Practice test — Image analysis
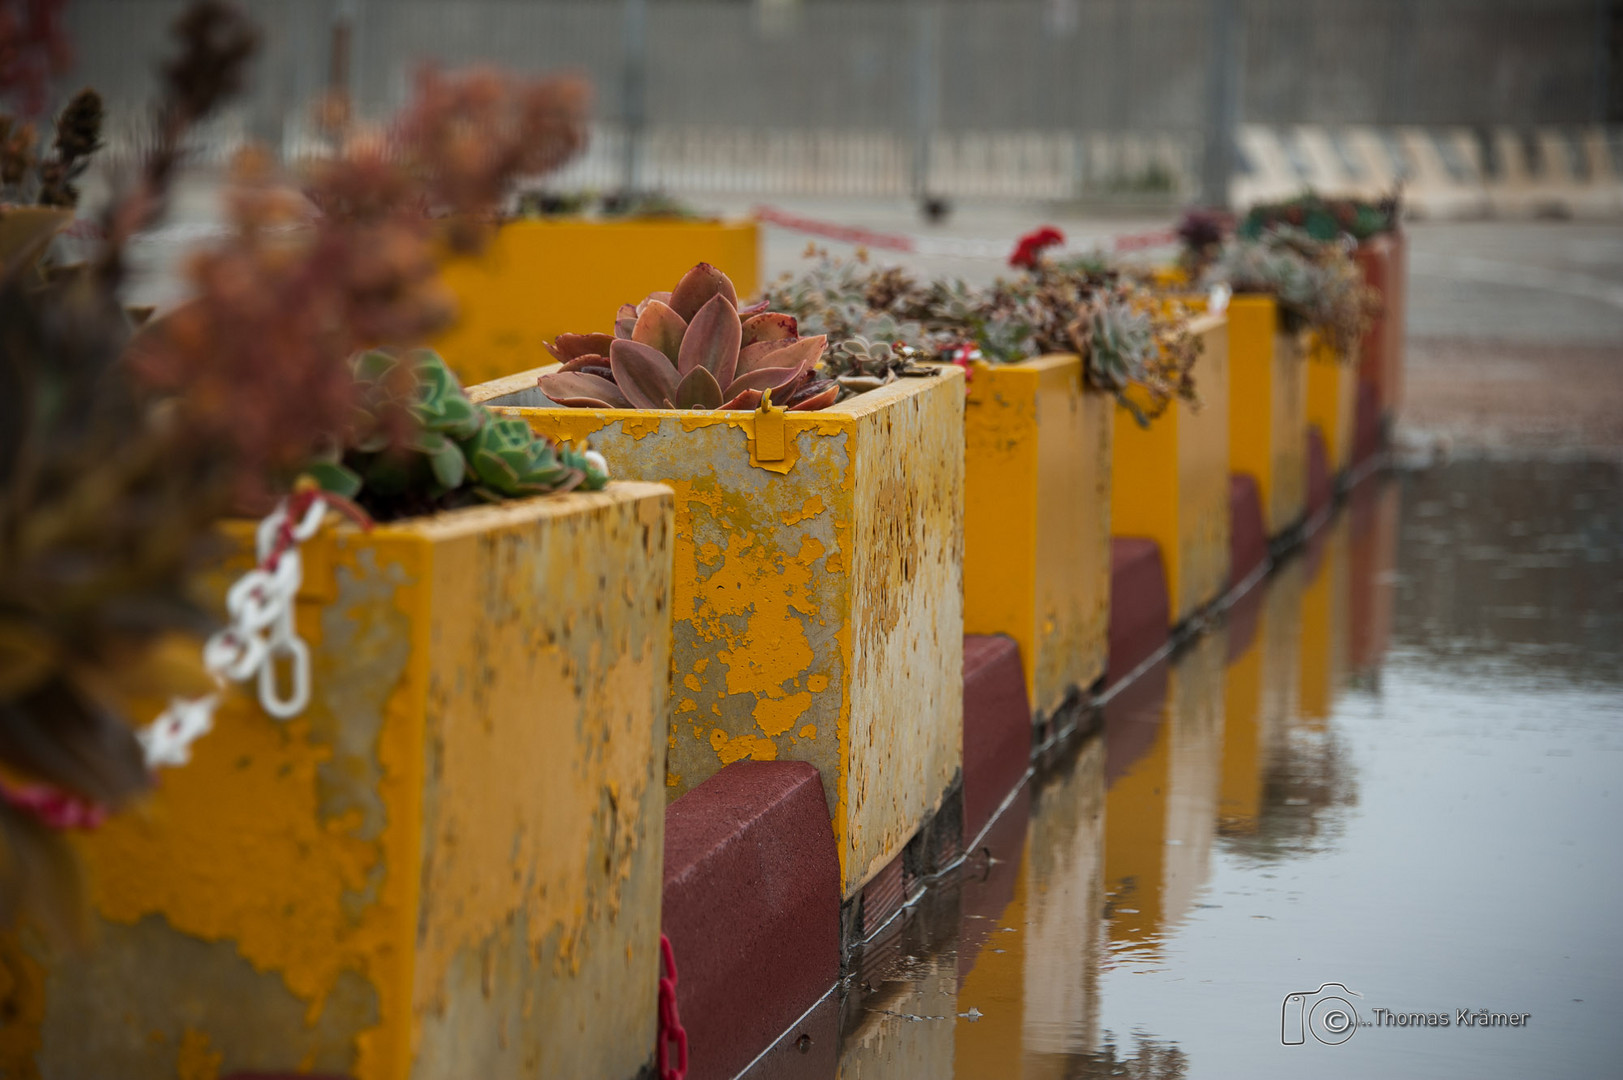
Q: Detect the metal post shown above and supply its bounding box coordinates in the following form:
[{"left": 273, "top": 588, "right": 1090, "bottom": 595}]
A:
[
  {"left": 1594, "top": 0, "right": 1612, "bottom": 123},
  {"left": 1200, "top": 0, "right": 1241, "bottom": 209},
  {"left": 911, "top": 2, "right": 940, "bottom": 202},
  {"left": 621, "top": 0, "right": 648, "bottom": 195}
]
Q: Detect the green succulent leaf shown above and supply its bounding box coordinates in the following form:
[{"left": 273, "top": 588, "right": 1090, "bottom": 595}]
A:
[{"left": 305, "top": 460, "right": 363, "bottom": 499}]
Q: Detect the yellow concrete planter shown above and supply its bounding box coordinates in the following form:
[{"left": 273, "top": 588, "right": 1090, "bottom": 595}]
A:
[
  {"left": 1110, "top": 312, "right": 1232, "bottom": 625},
  {"left": 1227, "top": 295, "right": 1307, "bottom": 536},
  {"left": 433, "top": 219, "right": 760, "bottom": 388},
  {"left": 5, "top": 485, "right": 675, "bottom": 1080},
  {"left": 963, "top": 355, "right": 1112, "bottom": 723},
  {"left": 469, "top": 370, "right": 966, "bottom": 899},
  {"left": 1305, "top": 332, "right": 1358, "bottom": 476}
]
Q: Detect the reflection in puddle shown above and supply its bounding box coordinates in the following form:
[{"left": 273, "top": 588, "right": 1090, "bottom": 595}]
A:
[{"left": 743, "top": 462, "right": 1623, "bottom": 1079}]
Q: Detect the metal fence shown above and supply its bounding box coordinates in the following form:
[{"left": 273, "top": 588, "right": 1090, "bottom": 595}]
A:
[{"left": 58, "top": 0, "right": 1613, "bottom": 198}]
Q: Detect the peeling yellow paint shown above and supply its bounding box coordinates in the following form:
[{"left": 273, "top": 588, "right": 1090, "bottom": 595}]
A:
[
  {"left": 785, "top": 494, "right": 826, "bottom": 525},
  {"left": 755, "top": 692, "right": 813, "bottom": 737},
  {"left": 710, "top": 729, "right": 779, "bottom": 763},
  {"left": 175, "top": 1029, "right": 221, "bottom": 1080},
  {"left": 473, "top": 370, "right": 965, "bottom": 897},
  {"left": 14, "top": 485, "right": 675, "bottom": 1080},
  {"left": 962, "top": 355, "right": 1112, "bottom": 722},
  {"left": 1112, "top": 313, "right": 1232, "bottom": 623}
]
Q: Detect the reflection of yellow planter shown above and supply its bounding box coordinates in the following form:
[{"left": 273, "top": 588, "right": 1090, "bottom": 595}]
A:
[
  {"left": 963, "top": 355, "right": 1111, "bottom": 723},
  {"left": 6, "top": 485, "right": 675, "bottom": 1080},
  {"left": 433, "top": 220, "right": 760, "bottom": 387},
  {"left": 1228, "top": 295, "right": 1306, "bottom": 535},
  {"left": 470, "top": 370, "right": 965, "bottom": 899},
  {"left": 1110, "top": 312, "right": 1231, "bottom": 625},
  {"left": 1305, "top": 333, "right": 1357, "bottom": 475},
  {"left": 1104, "top": 629, "right": 1226, "bottom": 952},
  {"left": 1298, "top": 515, "right": 1350, "bottom": 725}
]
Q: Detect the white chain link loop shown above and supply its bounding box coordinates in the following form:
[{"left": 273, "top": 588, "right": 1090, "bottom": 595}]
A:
[{"left": 137, "top": 495, "right": 327, "bottom": 769}]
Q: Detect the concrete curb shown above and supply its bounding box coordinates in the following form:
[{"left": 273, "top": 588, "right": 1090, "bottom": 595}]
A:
[
  {"left": 1108, "top": 539, "right": 1172, "bottom": 680},
  {"left": 661, "top": 762, "right": 841, "bottom": 1080}
]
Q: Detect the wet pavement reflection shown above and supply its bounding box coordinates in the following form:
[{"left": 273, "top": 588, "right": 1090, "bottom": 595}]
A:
[{"left": 743, "top": 461, "right": 1623, "bottom": 1079}]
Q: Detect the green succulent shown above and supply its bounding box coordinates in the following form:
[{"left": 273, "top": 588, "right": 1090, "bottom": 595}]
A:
[{"left": 310, "top": 348, "right": 608, "bottom": 518}]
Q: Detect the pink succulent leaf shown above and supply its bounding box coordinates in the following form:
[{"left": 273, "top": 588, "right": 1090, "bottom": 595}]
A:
[
  {"left": 737, "top": 333, "right": 824, "bottom": 384},
  {"left": 674, "top": 365, "right": 724, "bottom": 410},
  {"left": 648, "top": 290, "right": 673, "bottom": 304},
  {"left": 610, "top": 338, "right": 681, "bottom": 409},
  {"left": 558, "top": 353, "right": 608, "bottom": 372},
  {"left": 719, "top": 387, "right": 764, "bottom": 411},
  {"left": 537, "top": 370, "right": 632, "bottom": 408},
  {"left": 615, "top": 302, "right": 639, "bottom": 339},
  {"left": 788, "top": 382, "right": 840, "bottom": 411},
  {"left": 735, "top": 339, "right": 794, "bottom": 376},
  {"left": 724, "top": 364, "right": 805, "bottom": 397},
  {"left": 677, "top": 294, "right": 742, "bottom": 386},
  {"left": 546, "top": 332, "right": 616, "bottom": 362},
  {"left": 632, "top": 300, "right": 688, "bottom": 366},
  {"left": 738, "top": 297, "right": 771, "bottom": 317},
  {"left": 669, "top": 262, "right": 738, "bottom": 320},
  {"left": 546, "top": 394, "right": 614, "bottom": 408},
  {"left": 741, "top": 311, "right": 798, "bottom": 347}
]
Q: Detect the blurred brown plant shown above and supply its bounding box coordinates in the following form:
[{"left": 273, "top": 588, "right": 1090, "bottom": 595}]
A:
[
  {"left": 0, "top": 0, "right": 258, "bottom": 938},
  {"left": 133, "top": 64, "right": 590, "bottom": 509},
  {"left": 0, "top": 0, "right": 71, "bottom": 117},
  {"left": 36, "top": 87, "right": 103, "bottom": 207},
  {"left": 0, "top": 5, "right": 588, "bottom": 936}
]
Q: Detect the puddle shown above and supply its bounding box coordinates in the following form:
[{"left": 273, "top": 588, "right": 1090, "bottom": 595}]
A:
[{"left": 743, "top": 461, "right": 1623, "bottom": 1078}]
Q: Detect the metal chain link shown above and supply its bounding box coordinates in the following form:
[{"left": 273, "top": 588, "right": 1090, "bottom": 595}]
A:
[{"left": 137, "top": 494, "right": 327, "bottom": 769}]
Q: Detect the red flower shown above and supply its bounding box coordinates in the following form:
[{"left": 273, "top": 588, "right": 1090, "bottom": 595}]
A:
[
  {"left": 949, "top": 341, "right": 981, "bottom": 382},
  {"left": 1009, "top": 226, "right": 1065, "bottom": 268}
]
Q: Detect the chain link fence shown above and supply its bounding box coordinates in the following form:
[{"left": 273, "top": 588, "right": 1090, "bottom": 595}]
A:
[{"left": 58, "top": 0, "right": 1614, "bottom": 199}]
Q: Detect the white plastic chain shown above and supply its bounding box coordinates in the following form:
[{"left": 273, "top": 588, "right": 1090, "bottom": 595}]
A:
[{"left": 136, "top": 495, "right": 328, "bottom": 769}]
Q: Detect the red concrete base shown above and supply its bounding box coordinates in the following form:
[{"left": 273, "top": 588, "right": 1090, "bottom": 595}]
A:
[
  {"left": 1108, "top": 538, "right": 1170, "bottom": 681},
  {"left": 1353, "top": 376, "right": 1381, "bottom": 466},
  {"left": 1306, "top": 424, "right": 1333, "bottom": 517},
  {"left": 1103, "top": 657, "right": 1169, "bottom": 787},
  {"left": 956, "top": 783, "right": 1031, "bottom": 985},
  {"left": 662, "top": 761, "right": 841, "bottom": 1080},
  {"left": 1230, "top": 472, "right": 1269, "bottom": 586},
  {"left": 962, "top": 634, "right": 1033, "bottom": 842}
]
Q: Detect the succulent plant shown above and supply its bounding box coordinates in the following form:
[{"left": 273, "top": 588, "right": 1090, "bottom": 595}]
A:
[
  {"left": 1240, "top": 192, "right": 1400, "bottom": 243},
  {"left": 311, "top": 349, "right": 608, "bottom": 519},
  {"left": 536, "top": 262, "right": 840, "bottom": 412},
  {"left": 1205, "top": 225, "right": 1377, "bottom": 356},
  {"left": 766, "top": 248, "right": 1202, "bottom": 421}
]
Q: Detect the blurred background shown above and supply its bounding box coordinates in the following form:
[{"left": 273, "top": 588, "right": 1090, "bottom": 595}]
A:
[
  {"left": 52, "top": 0, "right": 1623, "bottom": 455},
  {"left": 56, "top": 0, "right": 1623, "bottom": 214}
]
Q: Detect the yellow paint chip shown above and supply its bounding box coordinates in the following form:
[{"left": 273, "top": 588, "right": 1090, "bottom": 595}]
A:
[
  {"left": 708, "top": 729, "right": 779, "bottom": 764},
  {"left": 754, "top": 691, "right": 813, "bottom": 738},
  {"left": 785, "top": 494, "right": 826, "bottom": 525},
  {"left": 176, "top": 1028, "right": 222, "bottom": 1080}
]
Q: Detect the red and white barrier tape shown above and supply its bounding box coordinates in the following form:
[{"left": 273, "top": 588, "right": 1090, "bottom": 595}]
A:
[{"left": 752, "top": 203, "right": 1179, "bottom": 261}]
